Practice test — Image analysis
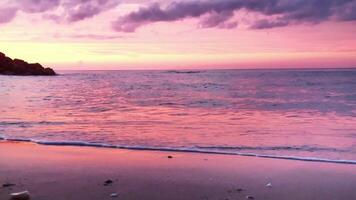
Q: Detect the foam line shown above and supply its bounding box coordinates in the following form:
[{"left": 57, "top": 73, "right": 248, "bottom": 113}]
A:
[{"left": 1, "top": 137, "right": 356, "bottom": 165}]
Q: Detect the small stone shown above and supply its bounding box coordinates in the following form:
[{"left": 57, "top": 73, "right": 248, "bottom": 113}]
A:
[
  {"left": 110, "top": 193, "right": 118, "bottom": 198},
  {"left": 2, "top": 183, "right": 16, "bottom": 187},
  {"left": 9, "top": 191, "right": 30, "bottom": 200},
  {"left": 167, "top": 156, "right": 173, "bottom": 159},
  {"left": 266, "top": 182, "right": 272, "bottom": 187},
  {"left": 246, "top": 195, "right": 254, "bottom": 199},
  {"left": 104, "top": 179, "right": 113, "bottom": 186},
  {"left": 236, "top": 188, "right": 243, "bottom": 192}
]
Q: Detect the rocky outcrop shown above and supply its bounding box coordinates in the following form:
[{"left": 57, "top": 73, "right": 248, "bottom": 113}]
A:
[{"left": 0, "top": 52, "right": 56, "bottom": 76}]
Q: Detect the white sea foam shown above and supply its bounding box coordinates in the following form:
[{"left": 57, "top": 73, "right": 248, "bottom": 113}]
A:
[{"left": 1, "top": 137, "right": 356, "bottom": 165}]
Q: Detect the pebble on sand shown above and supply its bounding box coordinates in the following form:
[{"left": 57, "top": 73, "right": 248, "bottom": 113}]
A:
[
  {"left": 246, "top": 195, "right": 255, "bottom": 199},
  {"left": 167, "top": 156, "right": 173, "bottom": 159},
  {"left": 110, "top": 193, "right": 119, "bottom": 198},
  {"left": 2, "top": 183, "right": 16, "bottom": 188},
  {"left": 9, "top": 191, "right": 30, "bottom": 200},
  {"left": 104, "top": 179, "right": 113, "bottom": 186},
  {"left": 236, "top": 188, "right": 243, "bottom": 192}
]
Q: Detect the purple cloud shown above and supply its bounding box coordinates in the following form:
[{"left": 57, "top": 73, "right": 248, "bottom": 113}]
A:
[
  {"left": 54, "top": 0, "right": 120, "bottom": 22},
  {"left": 19, "top": 0, "right": 60, "bottom": 13},
  {"left": 0, "top": 0, "right": 119, "bottom": 24},
  {"left": 0, "top": 7, "right": 17, "bottom": 24},
  {"left": 199, "top": 11, "right": 237, "bottom": 29},
  {"left": 69, "top": 33, "right": 123, "bottom": 40},
  {"left": 112, "top": 0, "right": 356, "bottom": 32},
  {"left": 336, "top": 1, "right": 356, "bottom": 21},
  {"left": 250, "top": 19, "right": 289, "bottom": 29},
  {"left": 1, "top": 0, "right": 356, "bottom": 33}
]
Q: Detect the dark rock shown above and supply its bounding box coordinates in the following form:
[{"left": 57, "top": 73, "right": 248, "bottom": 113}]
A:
[
  {"left": 2, "top": 183, "right": 16, "bottom": 187},
  {"left": 246, "top": 195, "right": 254, "bottom": 199},
  {"left": 236, "top": 188, "right": 243, "bottom": 192},
  {"left": 104, "top": 179, "right": 113, "bottom": 186},
  {"left": 0, "top": 52, "right": 56, "bottom": 76},
  {"left": 167, "top": 155, "right": 173, "bottom": 159}
]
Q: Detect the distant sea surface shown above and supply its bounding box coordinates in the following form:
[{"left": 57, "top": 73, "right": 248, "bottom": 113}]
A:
[{"left": 1, "top": 69, "right": 356, "bottom": 163}]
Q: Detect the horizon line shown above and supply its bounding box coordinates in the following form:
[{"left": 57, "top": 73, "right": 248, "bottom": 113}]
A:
[{"left": 56, "top": 67, "right": 356, "bottom": 71}]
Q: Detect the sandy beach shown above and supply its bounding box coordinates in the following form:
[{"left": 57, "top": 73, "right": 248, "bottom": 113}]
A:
[{"left": 0, "top": 141, "right": 355, "bottom": 200}]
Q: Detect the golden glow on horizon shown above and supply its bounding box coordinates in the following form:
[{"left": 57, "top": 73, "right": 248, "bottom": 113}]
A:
[{"left": 1, "top": 42, "right": 356, "bottom": 69}]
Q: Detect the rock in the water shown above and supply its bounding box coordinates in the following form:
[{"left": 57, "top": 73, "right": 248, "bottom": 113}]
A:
[
  {"left": 2, "top": 183, "right": 16, "bottom": 187},
  {"left": 9, "top": 191, "right": 30, "bottom": 200},
  {"left": 104, "top": 179, "right": 113, "bottom": 186},
  {"left": 0, "top": 52, "right": 56, "bottom": 76},
  {"left": 110, "top": 193, "right": 119, "bottom": 198},
  {"left": 246, "top": 195, "right": 254, "bottom": 199}
]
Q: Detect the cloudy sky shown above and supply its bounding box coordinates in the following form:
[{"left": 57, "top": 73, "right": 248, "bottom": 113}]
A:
[{"left": 1, "top": 0, "right": 356, "bottom": 69}]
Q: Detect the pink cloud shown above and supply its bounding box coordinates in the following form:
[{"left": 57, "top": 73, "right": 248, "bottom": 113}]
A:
[
  {"left": 112, "top": 0, "right": 356, "bottom": 32},
  {"left": 0, "top": 0, "right": 120, "bottom": 24},
  {"left": 0, "top": 7, "right": 17, "bottom": 24}
]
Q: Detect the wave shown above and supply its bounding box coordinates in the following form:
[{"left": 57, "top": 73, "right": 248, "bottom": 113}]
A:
[
  {"left": 197, "top": 145, "right": 348, "bottom": 153},
  {"left": 165, "top": 70, "right": 204, "bottom": 74},
  {"left": 1, "top": 136, "right": 355, "bottom": 165},
  {"left": 0, "top": 121, "right": 66, "bottom": 126}
]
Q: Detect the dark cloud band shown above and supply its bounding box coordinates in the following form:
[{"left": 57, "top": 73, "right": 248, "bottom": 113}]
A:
[
  {"left": 112, "top": 0, "right": 356, "bottom": 32},
  {"left": 1, "top": 0, "right": 355, "bottom": 32}
]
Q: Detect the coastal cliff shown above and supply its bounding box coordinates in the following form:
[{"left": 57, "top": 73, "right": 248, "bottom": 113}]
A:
[{"left": 0, "top": 52, "right": 56, "bottom": 76}]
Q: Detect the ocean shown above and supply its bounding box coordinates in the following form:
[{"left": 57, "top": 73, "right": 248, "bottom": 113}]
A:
[{"left": 1, "top": 69, "right": 356, "bottom": 164}]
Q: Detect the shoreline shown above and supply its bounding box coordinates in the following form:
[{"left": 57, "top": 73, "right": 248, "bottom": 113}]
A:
[
  {"left": 1, "top": 137, "right": 356, "bottom": 165},
  {"left": 1, "top": 141, "right": 356, "bottom": 200}
]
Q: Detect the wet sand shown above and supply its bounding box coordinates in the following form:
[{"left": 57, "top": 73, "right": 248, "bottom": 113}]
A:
[{"left": 0, "top": 141, "right": 356, "bottom": 200}]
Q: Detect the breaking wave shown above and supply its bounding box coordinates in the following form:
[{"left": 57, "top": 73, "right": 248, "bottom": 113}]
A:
[{"left": 1, "top": 136, "right": 355, "bottom": 165}]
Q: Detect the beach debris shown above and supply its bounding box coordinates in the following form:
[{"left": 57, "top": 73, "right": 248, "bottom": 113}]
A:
[
  {"left": 266, "top": 182, "right": 272, "bottom": 187},
  {"left": 246, "top": 195, "right": 255, "bottom": 199},
  {"left": 236, "top": 188, "right": 243, "bottom": 193},
  {"left": 9, "top": 191, "right": 30, "bottom": 200},
  {"left": 104, "top": 179, "right": 113, "bottom": 186},
  {"left": 110, "top": 193, "right": 119, "bottom": 198},
  {"left": 2, "top": 183, "right": 16, "bottom": 188},
  {"left": 167, "top": 155, "right": 173, "bottom": 159}
]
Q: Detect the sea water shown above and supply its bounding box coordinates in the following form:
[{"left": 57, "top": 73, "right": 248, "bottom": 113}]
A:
[{"left": 1, "top": 69, "right": 355, "bottom": 163}]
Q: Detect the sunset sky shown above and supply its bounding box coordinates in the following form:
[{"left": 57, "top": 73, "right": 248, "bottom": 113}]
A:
[{"left": 1, "top": 0, "right": 356, "bottom": 70}]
